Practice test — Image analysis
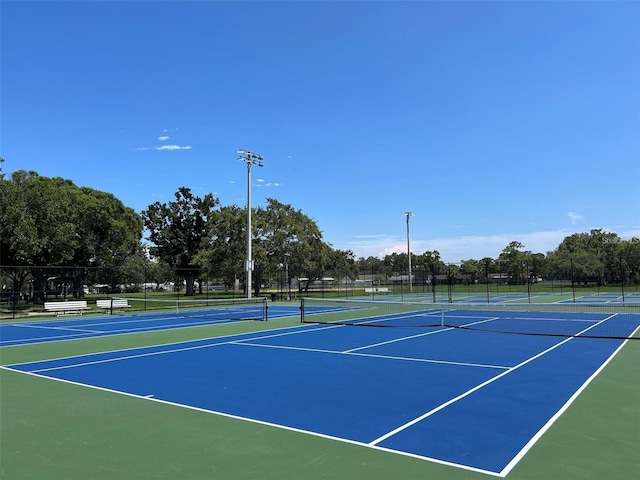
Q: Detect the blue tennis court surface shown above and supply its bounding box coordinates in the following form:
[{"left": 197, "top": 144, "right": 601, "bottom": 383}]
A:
[
  {"left": 0, "top": 306, "right": 298, "bottom": 347},
  {"left": 369, "top": 291, "right": 640, "bottom": 305},
  {"left": 4, "top": 305, "right": 639, "bottom": 476}
]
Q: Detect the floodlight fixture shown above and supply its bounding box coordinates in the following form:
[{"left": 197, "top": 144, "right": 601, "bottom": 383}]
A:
[{"left": 237, "top": 149, "right": 263, "bottom": 167}]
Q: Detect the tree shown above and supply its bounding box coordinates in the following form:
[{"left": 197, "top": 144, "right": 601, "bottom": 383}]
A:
[
  {"left": 194, "top": 204, "right": 247, "bottom": 289},
  {"left": 414, "top": 251, "right": 443, "bottom": 275},
  {"left": 528, "top": 253, "right": 547, "bottom": 283},
  {"left": 479, "top": 257, "right": 497, "bottom": 283},
  {"left": 617, "top": 238, "right": 640, "bottom": 289},
  {"left": 356, "top": 256, "right": 385, "bottom": 285},
  {"left": 253, "top": 198, "right": 329, "bottom": 296},
  {"left": 0, "top": 171, "right": 143, "bottom": 300},
  {"left": 66, "top": 187, "right": 143, "bottom": 295},
  {"left": 142, "top": 187, "right": 219, "bottom": 296},
  {"left": 325, "top": 248, "right": 357, "bottom": 280},
  {"left": 547, "top": 229, "right": 621, "bottom": 286},
  {"left": 194, "top": 198, "right": 350, "bottom": 296},
  {"left": 498, "top": 241, "right": 527, "bottom": 284},
  {"left": 143, "top": 260, "right": 175, "bottom": 291},
  {"left": 0, "top": 168, "right": 33, "bottom": 298},
  {"left": 460, "top": 259, "right": 482, "bottom": 284}
]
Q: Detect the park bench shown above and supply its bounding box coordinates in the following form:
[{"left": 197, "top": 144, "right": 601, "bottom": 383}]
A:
[
  {"left": 96, "top": 298, "right": 131, "bottom": 313},
  {"left": 44, "top": 300, "right": 89, "bottom": 316},
  {"left": 364, "top": 287, "right": 390, "bottom": 294}
]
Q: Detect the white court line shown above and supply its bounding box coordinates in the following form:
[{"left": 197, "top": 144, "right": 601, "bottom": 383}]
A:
[
  {"left": 233, "top": 341, "right": 509, "bottom": 370},
  {"left": 4, "top": 322, "right": 325, "bottom": 367},
  {"left": 4, "top": 323, "right": 103, "bottom": 334},
  {"left": 367, "top": 313, "right": 618, "bottom": 450},
  {"left": 343, "top": 327, "right": 454, "bottom": 353},
  {"left": 0, "top": 331, "right": 102, "bottom": 346},
  {"left": 344, "top": 316, "right": 500, "bottom": 353},
  {"left": 0, "top": 317, "right": 250, "bottom": 347},
  {"left": 500, "top": 321, "right": 640, "bottom": 477},
  {"left": 0, "top": 365, "right": 501, "bottom": 477},
  {"left": 21, "top": 324, "right": 342, "bottom": 373}
]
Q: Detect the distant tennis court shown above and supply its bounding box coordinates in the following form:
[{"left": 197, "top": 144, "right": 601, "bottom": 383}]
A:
[
  {"left": 3, "top": 298, "right": 638, "bottom": 477},
  {"left": 0, "top": 297, "right": 270, "bottom": 347}
]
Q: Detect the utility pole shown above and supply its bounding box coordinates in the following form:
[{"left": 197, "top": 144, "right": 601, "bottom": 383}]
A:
[
  {"left": 405, "top": 212, "right": 413, "bottom": 294},
  {"left": 238, "top": 149, "right": 263, "bottom": 298}
]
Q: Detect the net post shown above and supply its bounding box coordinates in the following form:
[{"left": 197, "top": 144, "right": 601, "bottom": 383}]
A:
[
  {"left": 300, "top": 298, "right": 305, "bottom": 323},
  {"left": 263, "top": 296, "right": 268, "bottom": 321}
]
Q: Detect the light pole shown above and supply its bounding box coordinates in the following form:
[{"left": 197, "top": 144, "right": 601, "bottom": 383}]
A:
[
  {"left": 237, "top": 149, "right": 263, "bottom": 298},
  {"left": 284, "top": 252, "right": 290, "bottom": 301},
  {"left": 405, "top": 212, "right": 413, "bottom": 294}
]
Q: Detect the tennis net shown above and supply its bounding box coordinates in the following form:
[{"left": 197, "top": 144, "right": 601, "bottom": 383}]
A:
[
  {"left": 111, "top": 296, "right": 268, "bottom": 322},
  {"left": 300, "top": 298, "right": 640, "bottom": 340}
]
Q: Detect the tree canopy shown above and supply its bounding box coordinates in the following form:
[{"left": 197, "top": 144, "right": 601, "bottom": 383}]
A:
[
  {"left": 193, "top": 198, "right": 354, "bottom": 296},
  {"left": 141, "top": 187, "right": 219, "bottom": 296},
  {"left": 1, "top": 170, "right": 143, "bottom": 299},
  {"left": 1, "top": 168, "right": 638, "bottom": 302}
]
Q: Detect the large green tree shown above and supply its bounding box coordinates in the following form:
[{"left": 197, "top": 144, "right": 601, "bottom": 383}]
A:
[
  {"left": 253, "top": 199, "right": 330, "bottom": 294},
  {"left": 69, "top": 187, "right": 143, "bottom": 294},
  {"left": 251, "top": 198, "right": 338, "bottom": 295},
  {"left": 460, "top": 258, "right": 482, "bottom": 283},
  {"left": 0, "top": 170, "right": 143, "bottom": 300},
  {"left": 194, "top": 204, "right": 246, "bottom": 289},
  {"left": 142, "top": 187, "right": 218, "bottom": 296},
  {"left": 616, "top": 237, "right": 640, "bottom": 289},
  {"left": 498, "top": 241, "right": 528, "bottom": 284},
  {"left": 547, "top": 229, "right": 621, "bottom": 286},
  {"left": 195, "top": 198, "right": 350, "bottom": 296},
  {"left": 414, "top": 250, "right": 444, "bottom": 282}
]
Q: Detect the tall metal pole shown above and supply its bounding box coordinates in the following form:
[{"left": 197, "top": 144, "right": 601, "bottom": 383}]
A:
[
  {"left": 405, "top": 212, "right": 413, "bottom": 294},
  {"left": 238, "top": 149, "right": 263, "bottom": 298},
  {"left": 284, "top": 252, "right": 291, "bottom": 301},
  {"left": 619, "top": 256, "right": 625, "bottom": 303}
]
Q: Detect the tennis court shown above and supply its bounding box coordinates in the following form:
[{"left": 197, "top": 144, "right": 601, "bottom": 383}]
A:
[
  {"left": 369, "top": 290, "right": 640, "bottom": 305},
  {"left": 2, "top": 298, "right": 639, "bottom": 477},
  {"left": 0, "top": 297, "right": 271, "bottom": 347}
]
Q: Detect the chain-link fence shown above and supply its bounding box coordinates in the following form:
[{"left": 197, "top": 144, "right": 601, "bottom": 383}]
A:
[{"left": 2, "top": 256, "right": 639, "bottom": 318}]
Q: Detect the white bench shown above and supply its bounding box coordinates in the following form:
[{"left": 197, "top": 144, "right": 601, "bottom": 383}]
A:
[
  {"left": 44, "top": 300, "right": 89, "bottom": 316},
  {"left": 364, "top": 287, "right": 390, "bottom": 294},
  {"left": 96, "top": 298, "right": 130, "bottom": 313}
]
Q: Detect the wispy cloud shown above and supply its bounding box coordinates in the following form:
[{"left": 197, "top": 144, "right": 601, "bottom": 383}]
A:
[
  {"left": 134, "top": 145, "right": 192, "bottom": 151},
  {"left": 567, "top": 212, "right": 584, "bottom": 224},
  {"left": 337, "top": 226, "right": 640, "bottom": 262},
  {"left": 158, "top": 135, "right": 170, "bottom": 141},
  {"left": 156, "top": 145, "right": 191, "bottom": 151},
  {"left": 255, "top": 179, "right": 282, "bottom": 187}
]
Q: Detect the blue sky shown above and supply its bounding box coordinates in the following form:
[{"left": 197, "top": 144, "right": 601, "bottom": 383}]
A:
[{"left": 2, "top": 0, "right": 639, "bottom": 262}]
